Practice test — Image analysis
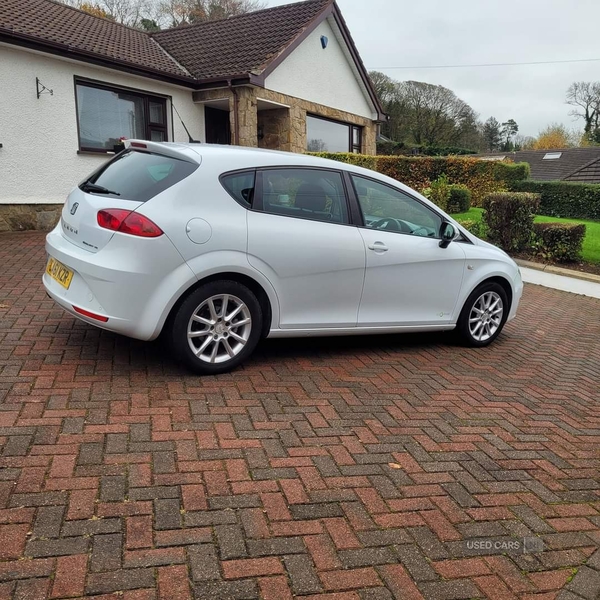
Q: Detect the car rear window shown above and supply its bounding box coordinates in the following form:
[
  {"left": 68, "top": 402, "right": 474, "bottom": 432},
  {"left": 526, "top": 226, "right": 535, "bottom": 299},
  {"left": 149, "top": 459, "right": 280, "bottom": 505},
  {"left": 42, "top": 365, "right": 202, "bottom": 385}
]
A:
[
  {"left": 81, "top": 150, "right": 198, "bottom": 202},
  {"left": 221, "top": 171, "right": 256, "bottom": 207}
]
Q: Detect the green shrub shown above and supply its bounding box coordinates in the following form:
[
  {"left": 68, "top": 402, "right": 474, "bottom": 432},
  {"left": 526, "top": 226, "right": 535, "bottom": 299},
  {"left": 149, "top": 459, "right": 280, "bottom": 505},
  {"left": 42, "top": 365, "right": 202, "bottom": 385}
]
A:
[
  {"left": 447, "top": 184, "right": 472, "bottom": 213},
  {"left": 456, "top": 218, "right": 486, "bottom": 238},
  {"left": 483, "top": 192, "right": 540, "bottom": 251},
  {"left": 511, "top": 180, "right": 600, "bottom": 220},
  {"left": 532, "top": 222, "right": 586, "bottom": 262},
  {"left": 422, "top": 175, "right": 451, "bottom": 211},
  {"left": 308, "top": 153, "right": 529, "bottom": 206}
]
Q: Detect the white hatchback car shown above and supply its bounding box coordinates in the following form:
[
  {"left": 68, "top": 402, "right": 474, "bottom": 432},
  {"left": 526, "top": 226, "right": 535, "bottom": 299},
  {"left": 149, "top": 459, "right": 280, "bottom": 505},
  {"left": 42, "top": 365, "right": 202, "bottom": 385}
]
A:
[{"left": 44, "top": 141, "right": 522, "bottom": 374}]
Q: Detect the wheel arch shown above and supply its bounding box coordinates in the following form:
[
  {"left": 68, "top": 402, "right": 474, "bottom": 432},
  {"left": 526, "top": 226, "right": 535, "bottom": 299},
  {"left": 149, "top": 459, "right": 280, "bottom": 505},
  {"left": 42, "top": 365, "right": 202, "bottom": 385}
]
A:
[{"left": 163, "top": 271, "right": 274, "bottom": 339}]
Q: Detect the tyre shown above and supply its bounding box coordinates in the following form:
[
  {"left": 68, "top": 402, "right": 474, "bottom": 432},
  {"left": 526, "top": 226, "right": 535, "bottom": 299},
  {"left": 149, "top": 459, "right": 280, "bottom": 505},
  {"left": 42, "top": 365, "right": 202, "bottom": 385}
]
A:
[
  {"left": 456, "top": 282, "right": 509, "bottom": 347},
  {"left": 170, "top": 280, "right": 263, "bottom": 375}
]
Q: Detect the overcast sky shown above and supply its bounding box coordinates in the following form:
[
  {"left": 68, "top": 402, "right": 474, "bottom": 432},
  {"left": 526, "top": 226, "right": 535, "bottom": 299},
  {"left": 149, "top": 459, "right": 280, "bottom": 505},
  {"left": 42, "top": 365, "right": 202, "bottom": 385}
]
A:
[{"left": 265, "top": 0, "right": 600, "bottom": 137}]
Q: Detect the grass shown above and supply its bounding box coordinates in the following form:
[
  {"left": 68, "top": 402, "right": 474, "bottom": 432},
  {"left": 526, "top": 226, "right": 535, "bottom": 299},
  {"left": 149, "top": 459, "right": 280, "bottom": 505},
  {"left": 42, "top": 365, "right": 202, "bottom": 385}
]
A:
[{"left": 453, "top": 207, "right": 600, "bottom": 264}]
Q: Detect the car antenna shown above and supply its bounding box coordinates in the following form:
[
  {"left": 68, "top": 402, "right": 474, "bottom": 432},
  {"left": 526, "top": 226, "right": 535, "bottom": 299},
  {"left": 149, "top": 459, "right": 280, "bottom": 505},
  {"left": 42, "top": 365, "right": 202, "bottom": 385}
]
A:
[{"left": 172, "top": 102, "right": 200, "bottom": 143}]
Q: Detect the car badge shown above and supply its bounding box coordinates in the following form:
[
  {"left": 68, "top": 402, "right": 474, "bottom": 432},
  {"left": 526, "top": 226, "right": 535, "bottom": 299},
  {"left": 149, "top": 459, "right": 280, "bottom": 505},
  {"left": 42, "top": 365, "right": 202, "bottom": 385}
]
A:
[{"left": 70, "top": 202, "right": 79, "bottom": 215}]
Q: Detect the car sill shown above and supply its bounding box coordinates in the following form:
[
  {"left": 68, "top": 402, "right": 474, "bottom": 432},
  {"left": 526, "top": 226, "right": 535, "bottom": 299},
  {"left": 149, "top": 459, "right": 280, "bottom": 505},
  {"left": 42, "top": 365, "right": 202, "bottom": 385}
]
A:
[{"left": 267, "top": 324, "right": 456, "bottom": 338}]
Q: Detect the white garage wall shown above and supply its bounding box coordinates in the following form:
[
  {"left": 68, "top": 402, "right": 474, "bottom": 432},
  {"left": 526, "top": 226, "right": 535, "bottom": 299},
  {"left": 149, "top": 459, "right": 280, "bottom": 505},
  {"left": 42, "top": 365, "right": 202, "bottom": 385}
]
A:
[
  {"left": 0, "top": 44, "right": 205, "bottom": 205},
  {"left": 264, "top": 18, "right": 375, "bottom": 121}
]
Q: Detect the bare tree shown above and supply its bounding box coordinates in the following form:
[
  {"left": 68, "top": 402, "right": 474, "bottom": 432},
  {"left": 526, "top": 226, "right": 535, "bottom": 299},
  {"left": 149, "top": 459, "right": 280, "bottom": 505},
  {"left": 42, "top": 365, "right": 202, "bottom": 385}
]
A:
[
  {"left": 158, "top": 0, "right": 266, "bottom": 27},
  {"left": 566, "top": 81, "right": 600, "bottom": 137},
  {"left": 62, "top": 0, "right": 265, "bottom": 28},
  {"left": 400, "top": 81, "right": 472, "bottom": 146},
  {"left": 65, "top": 0, "right": 156, "bottom": 27}
]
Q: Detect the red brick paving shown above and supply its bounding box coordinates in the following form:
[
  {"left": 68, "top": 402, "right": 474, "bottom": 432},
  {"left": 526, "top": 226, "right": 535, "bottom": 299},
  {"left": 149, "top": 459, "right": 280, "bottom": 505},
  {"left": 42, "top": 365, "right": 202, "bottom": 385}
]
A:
[{"left": 0, "top": 231, "right": 599, "bottom": 599}]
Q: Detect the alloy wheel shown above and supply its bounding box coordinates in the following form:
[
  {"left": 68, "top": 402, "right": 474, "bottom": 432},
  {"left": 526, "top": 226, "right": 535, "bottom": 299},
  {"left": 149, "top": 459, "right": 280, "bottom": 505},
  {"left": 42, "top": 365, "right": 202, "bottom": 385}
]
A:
[
  {"left": 187, "top": 294, "right": 252, "bottom": 364},
  {"left": 468, "top": 291, "right": 503, "bottom": 342}
]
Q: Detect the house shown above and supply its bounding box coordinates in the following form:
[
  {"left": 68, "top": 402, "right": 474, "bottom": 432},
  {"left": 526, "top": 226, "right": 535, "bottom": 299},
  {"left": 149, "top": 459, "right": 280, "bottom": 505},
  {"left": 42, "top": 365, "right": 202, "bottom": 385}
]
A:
[
  {"left": 0, "top": 0, "right": 385, "bottom": 230},
  {"left": 478, "top": 148, "right": 600, "bottom": 183}
]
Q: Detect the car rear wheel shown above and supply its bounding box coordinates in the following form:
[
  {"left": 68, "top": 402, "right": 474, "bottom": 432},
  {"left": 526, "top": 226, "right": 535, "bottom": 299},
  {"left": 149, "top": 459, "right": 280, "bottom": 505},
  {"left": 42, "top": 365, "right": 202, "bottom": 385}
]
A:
[
  {"left": 170, "top": 280, "right": 263, "bottom": 374},
  {"left": 456, "top": 282, "right": 508, "bottom": 347}
]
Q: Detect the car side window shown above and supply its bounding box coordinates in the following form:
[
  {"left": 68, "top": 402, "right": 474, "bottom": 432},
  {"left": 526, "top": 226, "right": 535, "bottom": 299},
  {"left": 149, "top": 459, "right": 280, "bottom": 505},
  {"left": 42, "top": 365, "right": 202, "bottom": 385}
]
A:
[
  {"left": 221, "top": 171, "right": 256, "bottom": 207},
  {"left": 259, "top": 169, "right": 349, "bottom": 224},
  {"left": 351, "top": 175, "right": 443, "bottom": 238}
]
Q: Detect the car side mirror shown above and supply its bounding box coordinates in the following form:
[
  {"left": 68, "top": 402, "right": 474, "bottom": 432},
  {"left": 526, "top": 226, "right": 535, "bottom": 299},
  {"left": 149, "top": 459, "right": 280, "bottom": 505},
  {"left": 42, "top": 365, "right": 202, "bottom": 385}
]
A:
[{"left": 439, "top": 222, "right": 456, "bottom": 248}]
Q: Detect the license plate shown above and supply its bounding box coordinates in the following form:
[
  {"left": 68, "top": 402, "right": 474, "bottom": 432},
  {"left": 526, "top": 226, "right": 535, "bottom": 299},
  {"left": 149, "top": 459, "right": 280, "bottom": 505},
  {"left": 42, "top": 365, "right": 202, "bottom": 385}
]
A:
[{"left": 46, "top": 257, "right": 74, "bottom": 289}]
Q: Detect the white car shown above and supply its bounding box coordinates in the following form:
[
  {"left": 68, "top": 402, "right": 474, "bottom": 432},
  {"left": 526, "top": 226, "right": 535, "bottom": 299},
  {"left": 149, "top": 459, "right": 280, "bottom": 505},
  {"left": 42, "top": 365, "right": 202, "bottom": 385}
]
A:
[{"left": 44, "top": 141, "right": 523, "bottom": 374}]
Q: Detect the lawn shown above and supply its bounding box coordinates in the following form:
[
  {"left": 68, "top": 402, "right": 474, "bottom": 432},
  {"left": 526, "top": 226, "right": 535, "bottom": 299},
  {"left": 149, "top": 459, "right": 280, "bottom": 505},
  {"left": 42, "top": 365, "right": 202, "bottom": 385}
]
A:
[{"left": 453, "top": 207, "right": 600, "bottom": 264}]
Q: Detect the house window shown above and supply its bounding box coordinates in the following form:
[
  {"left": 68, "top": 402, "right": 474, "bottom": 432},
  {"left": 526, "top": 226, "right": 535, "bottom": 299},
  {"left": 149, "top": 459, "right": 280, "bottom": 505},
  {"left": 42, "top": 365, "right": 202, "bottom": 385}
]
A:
[
  {"left": 75, "top": 80, "right": 168, "bottom": 152},
  {"left": 306, "top": 115, "right": 362, "bottom": 153}
]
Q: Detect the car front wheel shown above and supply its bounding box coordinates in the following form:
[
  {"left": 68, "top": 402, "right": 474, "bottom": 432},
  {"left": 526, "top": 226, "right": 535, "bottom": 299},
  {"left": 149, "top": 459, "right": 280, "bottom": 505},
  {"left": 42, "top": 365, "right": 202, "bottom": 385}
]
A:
[
  {"left": 170, "top": 280, "right": 263, "bottom": 374},
  {"left": 457, "top": 282, "right": 509, "bottom": 347}
]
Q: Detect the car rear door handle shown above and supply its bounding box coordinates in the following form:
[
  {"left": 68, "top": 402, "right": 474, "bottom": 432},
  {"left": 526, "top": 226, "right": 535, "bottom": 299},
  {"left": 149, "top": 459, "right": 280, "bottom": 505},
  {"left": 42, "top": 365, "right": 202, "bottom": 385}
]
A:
[{"left": 368, "top": 242, "right": 389, "bottom": 253}]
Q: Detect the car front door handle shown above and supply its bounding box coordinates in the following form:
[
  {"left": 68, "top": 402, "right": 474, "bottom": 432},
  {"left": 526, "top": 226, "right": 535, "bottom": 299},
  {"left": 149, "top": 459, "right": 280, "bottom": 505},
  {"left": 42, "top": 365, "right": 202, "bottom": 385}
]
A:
[{"left": 368, "top": 242, "right": 389, "bottom": 253}]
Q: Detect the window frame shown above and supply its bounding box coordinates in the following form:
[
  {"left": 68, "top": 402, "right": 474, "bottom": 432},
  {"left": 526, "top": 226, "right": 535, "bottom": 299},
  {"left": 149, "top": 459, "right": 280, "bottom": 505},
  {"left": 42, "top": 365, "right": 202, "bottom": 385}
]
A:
[
  {"left": 74, "top": 77, "right": 169, "bottom": 154},
  {"left": 244, "top": 166, "right": 355, "bottom": 227},
  {"left": 306, "top": 114, "right": 363, "bottom": 154}
]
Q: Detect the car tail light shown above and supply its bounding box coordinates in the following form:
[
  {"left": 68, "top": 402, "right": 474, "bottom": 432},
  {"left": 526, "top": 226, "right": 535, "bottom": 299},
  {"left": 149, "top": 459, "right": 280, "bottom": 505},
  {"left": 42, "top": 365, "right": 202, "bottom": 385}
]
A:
[
  {"left": 130, "top": 142, "right": 147, "bottom": 148},
  {"left": 97, "top": 209, "right": 163, "bottom": 238},
  {"left": 73, "top": 306, "right": 109, "bottom": 322}
]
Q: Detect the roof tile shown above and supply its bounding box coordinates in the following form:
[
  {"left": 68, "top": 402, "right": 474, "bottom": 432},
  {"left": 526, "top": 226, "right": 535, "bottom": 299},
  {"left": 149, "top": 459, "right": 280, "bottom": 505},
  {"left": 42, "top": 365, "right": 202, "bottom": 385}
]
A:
[{"left": 479, "top": 148, "right": 600, "bottom": 182}]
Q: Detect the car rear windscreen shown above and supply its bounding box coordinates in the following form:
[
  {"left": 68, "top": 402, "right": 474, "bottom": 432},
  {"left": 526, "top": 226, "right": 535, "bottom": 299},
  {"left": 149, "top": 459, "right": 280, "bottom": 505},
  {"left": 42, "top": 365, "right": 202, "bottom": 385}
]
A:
[{"left": 81, "top": 150, "right": 198, "bottom": 202}]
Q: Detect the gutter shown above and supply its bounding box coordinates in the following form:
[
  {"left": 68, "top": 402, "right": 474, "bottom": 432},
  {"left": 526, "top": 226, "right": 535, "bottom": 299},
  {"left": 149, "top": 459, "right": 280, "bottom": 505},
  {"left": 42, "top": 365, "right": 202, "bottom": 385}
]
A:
[{"left": 0, "top": 30, "right": 198, "bottom": 88}]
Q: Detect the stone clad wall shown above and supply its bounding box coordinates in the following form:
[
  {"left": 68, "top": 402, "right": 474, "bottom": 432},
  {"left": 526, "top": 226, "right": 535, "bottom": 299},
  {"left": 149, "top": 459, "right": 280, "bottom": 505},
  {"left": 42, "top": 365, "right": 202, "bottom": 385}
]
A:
[
  {"left": 0, "top": 204, "right": 63, "bottom": 232},
  {"left": 194, "top": 86, "right": 377, "bottom": 155},
  {"left": 258, "top": 108, "right": 291, "bottom": 152}
]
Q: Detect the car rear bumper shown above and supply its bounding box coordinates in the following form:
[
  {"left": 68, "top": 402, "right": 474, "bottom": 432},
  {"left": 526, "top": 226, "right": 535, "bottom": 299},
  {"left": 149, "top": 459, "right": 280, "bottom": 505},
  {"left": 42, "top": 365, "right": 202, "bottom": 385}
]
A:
[{"left": 43, "top": 225, "right": 197, "bottom": 340}]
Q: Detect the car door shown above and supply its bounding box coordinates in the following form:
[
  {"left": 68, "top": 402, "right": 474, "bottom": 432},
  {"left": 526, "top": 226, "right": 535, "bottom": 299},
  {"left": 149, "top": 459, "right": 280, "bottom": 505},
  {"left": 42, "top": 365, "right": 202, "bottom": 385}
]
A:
[
  {"left": 350, "top": 174, "right": 466, "bottom": 327},
  {"left": 247, "top": 167, "right": 365, "bottom": 329}
]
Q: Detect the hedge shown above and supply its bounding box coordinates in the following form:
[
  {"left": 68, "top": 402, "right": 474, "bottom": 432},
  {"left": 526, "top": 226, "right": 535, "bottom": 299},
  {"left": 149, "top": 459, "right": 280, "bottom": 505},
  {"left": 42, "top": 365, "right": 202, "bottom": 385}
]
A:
[
  {"left": 376, "top": 141, "right": 477, "bottom": 156},
  {"left": 483, "top": 192, "right": 540, "bottom": 252},
  {"left": 511, "top": 180, "right": 600, "bottom": 221},
  {"left": 310, "top": 153, "right": 530, "bottom": 206},
  {"left": 532, "top": 222, "right": 586, "bottom": 262}
]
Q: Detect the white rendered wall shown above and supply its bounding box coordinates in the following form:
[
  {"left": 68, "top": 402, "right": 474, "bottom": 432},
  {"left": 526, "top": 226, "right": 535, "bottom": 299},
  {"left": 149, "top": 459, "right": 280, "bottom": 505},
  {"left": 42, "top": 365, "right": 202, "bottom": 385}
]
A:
[
  {"left": 0, "top": 44, "right": 205, "bottom": 204},
  {"left": 264, "top": 19, "right": 375, "bottom": 120}
]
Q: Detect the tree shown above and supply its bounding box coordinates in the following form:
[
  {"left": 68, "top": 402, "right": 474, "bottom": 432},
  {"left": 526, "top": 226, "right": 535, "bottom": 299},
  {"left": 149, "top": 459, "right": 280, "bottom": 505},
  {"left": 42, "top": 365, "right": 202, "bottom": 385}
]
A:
[
  {"left": 65, "top": 0, "right": 152, "bottom": 27},
  {"left": 369, "top": 72, "right": 483, "bottom": 149},
  {"left": 513, "top": 134, "right": 535, "bottom": 150},
  {"left": 532, "top": 124, "right": 578, "bottom": 150},
  {"left": 62, "top": 0, "right": 264, "bottom": 28},
  {"left": 482, "top": 117, "right": 502, "bottom": 152},
  {"left": 369, "top": 71, "right": 398, "bottom": 106},
  {"left": 501, "top": 119, "right": 519, "bottom": 151},
  {"left": 159, "top": 0, "right": 266, "bottom": 27},
  {"left": 79, "top": 2, "right": 113, "bottom": 17},
  {"left": 566, "top": 81, "right": 600, "bottom": 142},
  {"left": 140, "top": 17, "right": 160, "bottom": 31}
]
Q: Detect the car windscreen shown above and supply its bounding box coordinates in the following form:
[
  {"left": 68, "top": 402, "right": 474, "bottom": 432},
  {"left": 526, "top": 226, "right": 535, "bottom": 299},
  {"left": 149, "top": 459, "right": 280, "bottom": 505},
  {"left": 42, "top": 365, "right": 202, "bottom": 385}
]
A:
[{"left": 80, "top": 149, "right": 198, "bottom": 202}]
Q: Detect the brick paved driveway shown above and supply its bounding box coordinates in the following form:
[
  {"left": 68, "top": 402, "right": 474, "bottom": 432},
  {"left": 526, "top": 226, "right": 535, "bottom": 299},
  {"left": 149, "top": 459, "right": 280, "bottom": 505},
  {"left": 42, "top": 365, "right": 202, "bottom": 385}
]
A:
[{"left": 1, "top": 232, "right": 599, "bottom": 600}]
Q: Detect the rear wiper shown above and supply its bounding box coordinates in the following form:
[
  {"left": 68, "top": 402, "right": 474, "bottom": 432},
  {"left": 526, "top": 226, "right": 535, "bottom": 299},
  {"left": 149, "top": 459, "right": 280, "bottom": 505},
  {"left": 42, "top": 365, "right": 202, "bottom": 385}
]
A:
[{"left": 81, "top": 182, "right": 121, "bottom": 196}]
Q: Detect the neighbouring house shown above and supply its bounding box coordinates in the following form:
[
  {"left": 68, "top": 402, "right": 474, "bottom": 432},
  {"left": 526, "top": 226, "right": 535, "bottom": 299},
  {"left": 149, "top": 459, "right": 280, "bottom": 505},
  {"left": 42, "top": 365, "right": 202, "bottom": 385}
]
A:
[
  {"left": 0, "top": 0, "right": 385, "bottom": 230},
  {"left": 478, "top": 148, "right": 600, "bottom": 183}
]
